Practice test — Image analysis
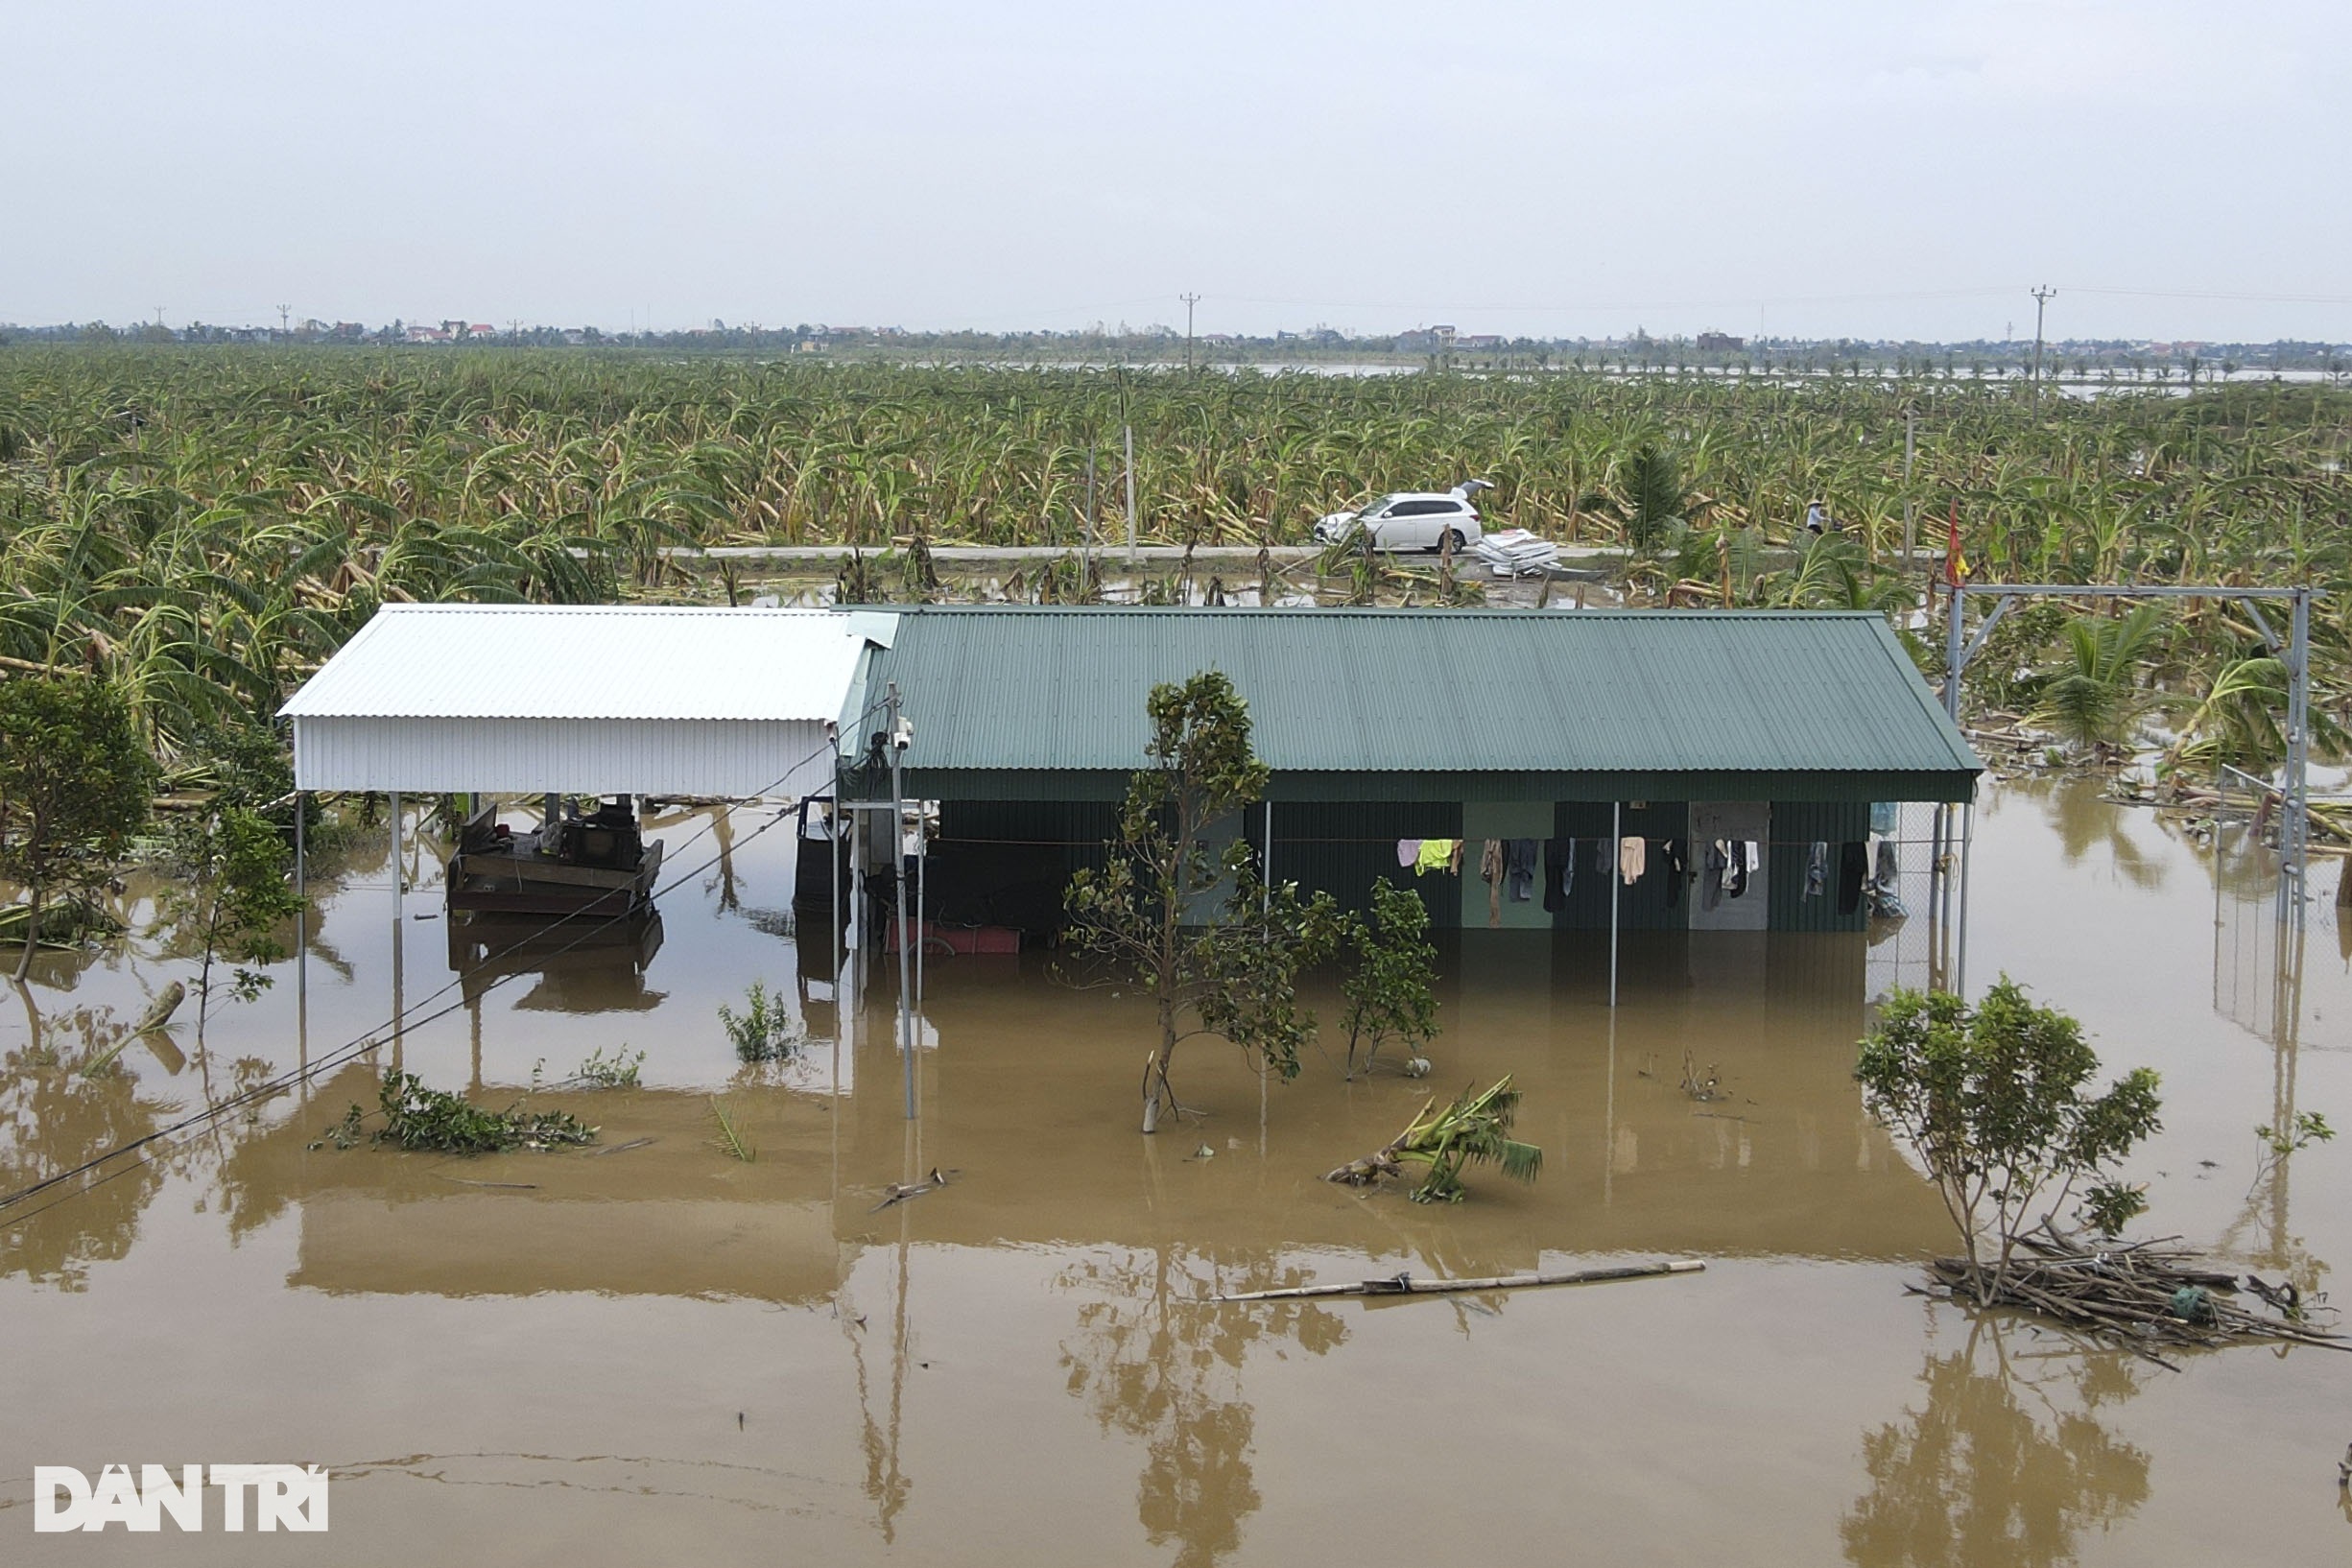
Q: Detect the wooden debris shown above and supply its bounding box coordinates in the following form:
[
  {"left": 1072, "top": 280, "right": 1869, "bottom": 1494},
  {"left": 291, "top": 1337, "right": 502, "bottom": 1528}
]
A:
[
  {"left": 872, "top": 1167, "right": 956, "bottom": 1212},
  {"left": 132, "top": 982, "right": 185, "bottom": 1034},
  {"left": 587, "top": 1137, "right": 655, "bottom": 1157},
  {"left": 1921, "top": 1224, "right": 2348, "bottom": 1358},
  {"left": 1217, "top": 1259, "right": 1703, "bottom": 1302}
]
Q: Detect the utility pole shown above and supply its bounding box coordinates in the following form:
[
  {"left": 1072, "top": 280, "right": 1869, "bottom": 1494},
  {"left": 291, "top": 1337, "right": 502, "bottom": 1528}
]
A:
[
  {"left": 1902, "top": 399, "right": 1918, "bottom": 571},
  {"left": 277, "top": 304, "right": 291, "bottom": 339},
  {"left": 1180, "top": 292, "right": 1201, "bottom": 370},
  {"left": 2030, "top": 285, "right": 2056, "bottom": 399}
]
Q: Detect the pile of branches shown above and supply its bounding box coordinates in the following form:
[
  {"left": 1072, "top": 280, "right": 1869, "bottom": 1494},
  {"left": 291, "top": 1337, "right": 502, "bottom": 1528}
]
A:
[
  {"left": 327, "top": 1069, "right": 598, "bottom": 1154},
  {"left": 1922, "top": 1223, "right": 2345, "bottom": 1364}
]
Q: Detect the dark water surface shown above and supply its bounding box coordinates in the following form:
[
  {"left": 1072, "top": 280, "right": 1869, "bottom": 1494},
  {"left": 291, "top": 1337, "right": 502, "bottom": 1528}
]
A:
[{"left": 3, "top": 780, "right": 2346, "bottom": 1565}]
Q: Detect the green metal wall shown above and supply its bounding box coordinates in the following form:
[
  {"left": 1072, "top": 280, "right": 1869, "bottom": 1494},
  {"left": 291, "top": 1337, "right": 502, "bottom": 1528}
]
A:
[
  {"left": 1551, "top": 800, "right": 1692, "bottom": 932},
  {"left": 1258, "top": 800, "right": 1463, "bottom": 927},
  {"left": 1766, "top": 800, "right": 1871, "bottom": 934}
]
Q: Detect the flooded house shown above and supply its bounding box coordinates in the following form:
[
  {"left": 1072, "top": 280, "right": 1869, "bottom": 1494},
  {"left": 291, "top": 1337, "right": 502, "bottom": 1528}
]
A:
[{"left": 855, "top": 606, "right": 1983, "bottom": 944}]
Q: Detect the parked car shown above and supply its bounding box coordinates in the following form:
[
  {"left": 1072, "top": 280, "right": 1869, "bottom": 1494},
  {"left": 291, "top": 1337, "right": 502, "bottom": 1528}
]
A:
[{"left": 1312, "top": 482, "right": 1489, "bottom": 553}]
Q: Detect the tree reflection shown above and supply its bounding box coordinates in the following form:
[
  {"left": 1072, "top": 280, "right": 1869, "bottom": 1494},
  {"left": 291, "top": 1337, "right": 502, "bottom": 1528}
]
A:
[
  {"left": 0, "top": 1003, "right": 179, "bottom": 1288},
  {"left": 1842, "top": 1322, "right": 2150, "bottom": 1568},
  {"left": 1057, "top": 1245, "right": 1347, "bottom": 1568}
]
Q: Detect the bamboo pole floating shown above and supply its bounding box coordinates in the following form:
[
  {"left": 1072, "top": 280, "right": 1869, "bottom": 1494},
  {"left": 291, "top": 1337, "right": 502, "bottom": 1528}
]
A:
[{"left": 1215, "top": 1259, "right": 1703, "bottom": 1303}]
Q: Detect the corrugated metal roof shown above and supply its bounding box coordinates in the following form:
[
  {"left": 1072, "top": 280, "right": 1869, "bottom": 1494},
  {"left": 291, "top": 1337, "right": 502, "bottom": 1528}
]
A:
[
  {"left": 280, "top": 605, "right": 887, "bottom": 722},
  {"left": 867, "top": 606, "right": 1981, "bottom": 785}
]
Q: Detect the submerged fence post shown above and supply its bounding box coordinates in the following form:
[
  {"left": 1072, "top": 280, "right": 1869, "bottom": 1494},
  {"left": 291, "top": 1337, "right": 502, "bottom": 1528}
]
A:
[
  {"left": 888, "top": 683, "right": 915, "bottom": 1122},
  {"left": 1957, "top": 800, "right": 1975, "bottom": 999},
  {"left": 1609, "top": 801, "right": 1622, "bottom": 1010}
]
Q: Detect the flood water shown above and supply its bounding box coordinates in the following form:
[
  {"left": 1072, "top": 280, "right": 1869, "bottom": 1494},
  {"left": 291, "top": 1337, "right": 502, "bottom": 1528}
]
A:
[{"left": 3, "top": 780, "right": 2347, "bottom": 1564}]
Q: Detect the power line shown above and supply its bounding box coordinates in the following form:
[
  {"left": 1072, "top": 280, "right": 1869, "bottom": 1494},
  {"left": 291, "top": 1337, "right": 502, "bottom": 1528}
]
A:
[{"left": 0, "top": 701, "right": 887, "bottom": 1227}]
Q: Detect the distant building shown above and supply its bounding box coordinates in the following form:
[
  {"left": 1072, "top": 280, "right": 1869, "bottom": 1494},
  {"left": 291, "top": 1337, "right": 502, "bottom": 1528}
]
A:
[
  {"left": 1697, "top": 331, "right": 1745, "bottom": 352},
  {"left": 1457, "top": 334, "right": 1505, "bottom": 350},
  {"left": 1396, "top": 324, "right": 1457, "bottom": 353}
]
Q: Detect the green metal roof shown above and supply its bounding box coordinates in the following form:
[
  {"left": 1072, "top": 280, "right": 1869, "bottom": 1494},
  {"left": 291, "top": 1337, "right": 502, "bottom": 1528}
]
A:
[{"left": 862, "top": 606, "right": 1983, "bottom": 803}]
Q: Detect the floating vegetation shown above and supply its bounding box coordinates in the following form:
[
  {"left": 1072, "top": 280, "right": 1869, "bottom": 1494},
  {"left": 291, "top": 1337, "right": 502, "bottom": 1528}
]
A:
[
  {"left": 1325, "top": 1075, "right": 1543, "bottom": 1203},
  {"left": 571, "top": 1045, "right": 645, "bottom": 1090},
  {"left": 706, "top": 1096, "right": 756, "bottom": 1163},
  {"left": 718, "top": 981, "right": 801, "bottom": 1063},
  {"left": 327, "top": 1069, "right": 597, "bottom": 1153}
]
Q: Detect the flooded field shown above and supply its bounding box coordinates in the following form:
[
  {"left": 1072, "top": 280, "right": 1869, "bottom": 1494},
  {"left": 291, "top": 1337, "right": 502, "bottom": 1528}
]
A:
[{"left": 3, "top": 779, "right": 2347, "bottom": 1565}]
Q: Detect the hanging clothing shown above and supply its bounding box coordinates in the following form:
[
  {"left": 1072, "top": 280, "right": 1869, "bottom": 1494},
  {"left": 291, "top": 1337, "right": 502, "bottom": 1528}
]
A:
[
  {"left": 1806, "top": 842, "right": 1828, "bottom": 898},
  {"left": 1543, "top": 839, "right": 1571, "bottom": 913},
  {"left": 1837, "top": 841, "right": 1868, "bottom": 915},
  {"left": 1702, "top": 841, "right": 1726, "bottom": 912},
  {"left": 1479, "top": 839, "right": 1505, "bottom": 927},
  {"left": 1715, "top": 839, "right": 1737, "bottom": 894},
  {"left": 1743, "top": 841, "right": 1760, "bottom": 874},
  {"left": 1727, "top": 843, "right": 1749, "bottom": 900},
  {"left": 1869, "top": 801, "right": 1899, "bottom": 838},
  {"left": 1619, "top": 836, "right": 1646, "bottom": 884},
  {"left": 1505, "top": 838, "right": 1539, "bottom": 903},
  {"left": 1870, "top": 838, "right": 1909, "bottom": 918},
  {"left": 1661, "top": 839, "right": 1687, "bottom": 908},
  {"left": 1397, "top": 839, "right": 1421, "bottom": 869},
  {"left": 1449, "top": 841, "right": 1464, "bottom": 874},
  {"left": 1594, "top": 837, "right": 1614, "bottom": 875},
  {"left": 1414, "top": 839, "right": 1457, "bottom": 876}
]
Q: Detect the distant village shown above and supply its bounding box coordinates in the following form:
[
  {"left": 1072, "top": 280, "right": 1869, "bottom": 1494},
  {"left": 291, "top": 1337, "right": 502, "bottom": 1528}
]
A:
[{"left": 3, "top": 315, "right": 2346, "bottom": 377}]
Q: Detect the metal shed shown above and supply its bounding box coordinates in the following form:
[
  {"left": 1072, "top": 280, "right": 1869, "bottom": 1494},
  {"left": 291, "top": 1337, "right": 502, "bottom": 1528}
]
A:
[{"left": 280, "top": 605, "right": 891, "bottom": 797}]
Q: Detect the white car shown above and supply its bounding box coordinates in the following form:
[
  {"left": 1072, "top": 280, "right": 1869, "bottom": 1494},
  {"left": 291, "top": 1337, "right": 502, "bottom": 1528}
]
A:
[{"left": 1313, "top": 483, "right": 1489, "bottom": 553}]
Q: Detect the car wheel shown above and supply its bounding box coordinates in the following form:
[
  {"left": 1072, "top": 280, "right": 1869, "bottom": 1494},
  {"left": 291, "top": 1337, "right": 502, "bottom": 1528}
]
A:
[{"left": 1440, "top": 529, "right": 1466, "bottom": 555}]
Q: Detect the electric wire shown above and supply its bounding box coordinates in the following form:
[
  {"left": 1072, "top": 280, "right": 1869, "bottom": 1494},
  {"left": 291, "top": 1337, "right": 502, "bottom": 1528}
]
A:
[{"left": 0, "top": 698, "right": 888, "bottom": 1229}]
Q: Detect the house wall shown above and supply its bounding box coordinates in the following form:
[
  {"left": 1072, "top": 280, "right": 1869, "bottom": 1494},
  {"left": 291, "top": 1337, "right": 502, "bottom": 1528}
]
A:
[{"left": 929, "top": 793, "right": 1884, "bottom": 941}]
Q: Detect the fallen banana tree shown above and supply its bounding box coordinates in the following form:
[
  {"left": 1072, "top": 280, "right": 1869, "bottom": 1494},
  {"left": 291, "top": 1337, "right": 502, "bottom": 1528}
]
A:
[
  {"left": 1325, "top": 1074, "right": 1540, "bottom": 1202},
  {"left": 1218, "top": 1259, "right": 1703, "bottom": 1302}
]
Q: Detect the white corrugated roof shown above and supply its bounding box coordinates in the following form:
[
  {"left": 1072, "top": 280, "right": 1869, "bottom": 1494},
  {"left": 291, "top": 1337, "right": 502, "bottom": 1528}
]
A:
[{"left": 280, "top": 606, "right": 889, "bottom": 722}]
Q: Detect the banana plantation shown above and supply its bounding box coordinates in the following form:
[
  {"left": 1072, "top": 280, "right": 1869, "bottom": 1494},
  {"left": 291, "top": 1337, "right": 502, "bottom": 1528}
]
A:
[{"left": 0, "top": 347, "right": 2345, "bottom": 779}]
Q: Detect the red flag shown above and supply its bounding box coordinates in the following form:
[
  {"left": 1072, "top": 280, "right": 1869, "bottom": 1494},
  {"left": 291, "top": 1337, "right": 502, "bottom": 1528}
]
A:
[{"left": 1944, "top": 499, "right": 1968, "bottom": 585}]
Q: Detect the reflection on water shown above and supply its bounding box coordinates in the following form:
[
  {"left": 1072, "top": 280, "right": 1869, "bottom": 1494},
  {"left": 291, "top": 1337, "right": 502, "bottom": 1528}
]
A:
[
  {"left": 0, "top": 1005, "right": 177, "bottom": 1288},
  {"left": 1842, "top": 1320, "right": 2151, "bottom": 1568},
  {"left": 1059, "top": 1247, "right": 1347, "bottom": 1568},
  {"left": 1, "top": 787, "right": 2347, "bottom": 1564}
]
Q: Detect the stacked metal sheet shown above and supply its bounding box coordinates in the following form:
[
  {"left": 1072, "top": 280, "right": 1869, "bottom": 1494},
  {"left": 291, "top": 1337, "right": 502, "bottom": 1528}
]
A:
[{"left": 1472, "top": 529, "right": 1560, "bottom": 577}]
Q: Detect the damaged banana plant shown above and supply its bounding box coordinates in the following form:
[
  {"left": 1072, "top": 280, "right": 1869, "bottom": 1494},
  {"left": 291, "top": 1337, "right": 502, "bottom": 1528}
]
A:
[{"left": 1326, "top": 1074, "right": 1542, "bottom": 1203}]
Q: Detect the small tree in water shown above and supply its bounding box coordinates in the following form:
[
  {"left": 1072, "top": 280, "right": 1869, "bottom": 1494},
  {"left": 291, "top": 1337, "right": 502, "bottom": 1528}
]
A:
[
  {"left": 0, "top": 674, "right": 156, "bottom": 983},
  {"left": 1065, "top": 672, "right": 1340, "bottom": 1132},
  {"left": 1856, "top": 978, "right": 2161, "bottom": 1301},
  {"left": 1340, "top": 877, "right": 1438, "bottom": 1079}
]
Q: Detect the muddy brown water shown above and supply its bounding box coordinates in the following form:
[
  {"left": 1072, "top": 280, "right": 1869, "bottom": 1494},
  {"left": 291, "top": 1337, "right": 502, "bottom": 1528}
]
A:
[{"left": 2, "top": 779, "right": 2347, "bottom": 1564}]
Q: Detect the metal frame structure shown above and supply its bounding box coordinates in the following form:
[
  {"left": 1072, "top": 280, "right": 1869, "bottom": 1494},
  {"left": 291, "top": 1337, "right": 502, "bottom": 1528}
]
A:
[{"left": 1940, "top": 581, "right": 2321, "bottom": 924}]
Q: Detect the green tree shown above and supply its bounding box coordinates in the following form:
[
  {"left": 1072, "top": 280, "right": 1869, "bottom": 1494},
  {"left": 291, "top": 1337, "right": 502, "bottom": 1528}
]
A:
[
  {"left": 2029, "top": 604, "right": 2168, "bottom": 760},
  {"left": 162, "top": 805, "right": 303, "bottom": 1047},
  {"left": 1339, "top": 877, "right": 1438, "bottom": 1079},
  {"left": 0, "top": 674, "right": 156, "bottom": 982},
  {"left": 1855, "top": 979, "right": 2162, "bottom": 1301},
  {"left": 1064, "top": 672, "right": 1340, "bottom": 1132}
]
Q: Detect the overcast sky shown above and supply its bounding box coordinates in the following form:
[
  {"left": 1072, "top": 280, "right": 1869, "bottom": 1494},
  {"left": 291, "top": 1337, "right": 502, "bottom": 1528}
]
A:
[{"left": 7, "top": 1, "right": 2347, "bottom": 342}]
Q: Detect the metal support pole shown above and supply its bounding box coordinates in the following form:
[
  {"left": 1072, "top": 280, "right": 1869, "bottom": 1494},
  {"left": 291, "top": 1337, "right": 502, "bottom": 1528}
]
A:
[
  {"left": 888, "top": 684, "right": 915, "bottom": 1121},
  {"left": 915, "top": 816, "right": 927, "bottom": 1013},
  {"left": 1123, "top": 424, "right": 1138, "bottom": 566},
  {"left": 1957, "top": 800, "right": 1975, "bottom": 998},
  {"left": 1609, "top": 801, "right": 1622, "bottom": 1010},
  {"left": 295, "top": 792, "right": 307, "bottom": 1004},
  {"left": 1901, "top": 401, "right": 1917, "bottom": 569},
  {"left": 2284, "top": 587, "right": 2311, "bottom": 925},
  {"left": 295, "top": 791, "right": 308, "bottom": 1090},
  {"left": 389, "top": 790, "right": 404, "bottom": 1069},
  {"left": 1263, "top": 800, "right": 1273, "bottom": 914},
  {"left": 1943, "top": 582, "right": 1965, "bottom": 722}
]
